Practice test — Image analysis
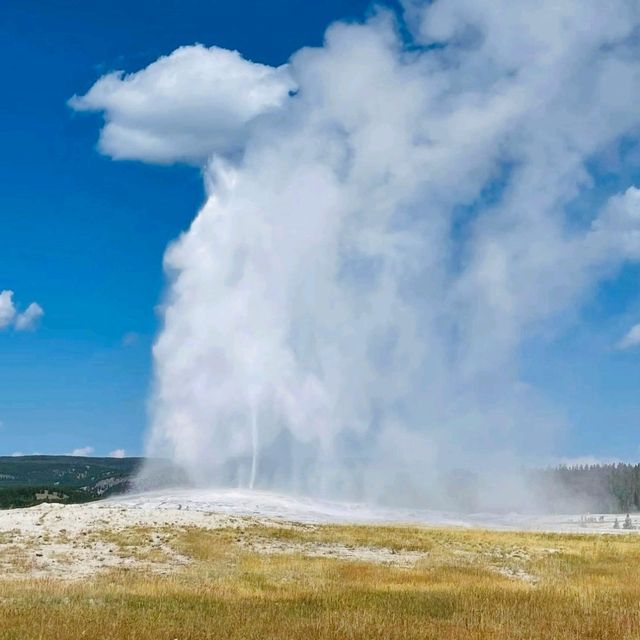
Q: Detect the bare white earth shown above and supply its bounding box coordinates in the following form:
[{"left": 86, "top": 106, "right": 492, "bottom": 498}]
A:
[
  {"left": 0, "top": 499, "right": 240, "bottom": 580},
  {"left": 0, "top": 489, "right": 636, "bottom": 581}
]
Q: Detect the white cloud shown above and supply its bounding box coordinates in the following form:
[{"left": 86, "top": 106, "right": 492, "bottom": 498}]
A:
[
  {"left": 108, "top": 448, "right": 127, "bottom": 458},
  {"left": 0, "top": 291, "right": 44, "bottom": 332},
  {"left": 70, "top": 44, "right": 295, "bottom": 165},
  {"left": 66, "top": 446, "right": 95, "bottom": 457},
  {"left": 10, "top": 452, "right": 23, "bottom": 457},
  {"left": 84, "top": 1, "right": 640, "bottom": 506},
  {"left": 617, "top": 323, "right": 640, "bottom": 350},
  {"left": 0, "top": 291, "right": 16, "bottom": 329},
  {"left": 14, "top": 302, "right": 44, "bottom": 331}
]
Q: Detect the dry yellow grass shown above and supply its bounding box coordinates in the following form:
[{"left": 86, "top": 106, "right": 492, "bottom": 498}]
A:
[{"left": 0, "top": 521, "right": 639, "bottom": 639}]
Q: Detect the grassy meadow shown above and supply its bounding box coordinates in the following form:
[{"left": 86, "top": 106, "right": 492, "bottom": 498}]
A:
[{"left": 0, "top": 521, "right": 639, "bottom": 639}]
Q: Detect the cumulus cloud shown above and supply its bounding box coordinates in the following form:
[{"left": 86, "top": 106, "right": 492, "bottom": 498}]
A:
[
  {"left": 70, "top": 44, "right": 295, "bottom": 164},
  {"left": 109, "top": 448, "right": 127, "bottom": 458},
  {"left": 0, "top": 291, "right": 16, "bottom": 329},
  {"left": 67, "top": 446, "right": 95, "bottom": 457},
  {"left": 618, "top": 323, "right": 640, "bottom": 350},
  {"left": 83, "top": 1, "right": 640, "bottom": 507},
  {"left": 0, "top": 291, "right": 43, "bottom": 332},
  {"left": 14, "top": 302, "right": 44, "bottom": 331}
]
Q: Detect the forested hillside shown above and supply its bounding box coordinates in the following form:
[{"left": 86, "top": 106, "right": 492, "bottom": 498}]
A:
[
  {"left": 533, "top": 463, "right": 640, "bottom": 513},
  {"left": 0, "top": 456, "right": 143, "bottom": 508}
]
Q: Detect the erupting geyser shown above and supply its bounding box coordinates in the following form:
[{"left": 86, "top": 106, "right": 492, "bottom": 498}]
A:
[{"left": 73, "top": 0, "right": 640, "bottom": 509}]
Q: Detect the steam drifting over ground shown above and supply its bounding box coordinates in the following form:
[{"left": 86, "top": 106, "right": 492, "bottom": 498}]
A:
[
  {"left": 111, "top": 488, "right": 640, "bottom": 534},
  {"left": 74, "top": 0, "right": 640, "bottom": 510}
]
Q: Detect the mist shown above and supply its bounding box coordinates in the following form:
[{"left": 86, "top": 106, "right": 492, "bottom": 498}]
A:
[{"left": 73, "top": 0, "right": 640, "bottom": 511}]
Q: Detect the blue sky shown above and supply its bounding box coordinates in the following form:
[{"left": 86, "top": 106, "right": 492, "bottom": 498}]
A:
[{"left": 1, "top": 0, "right": 639, "bottom": 463}]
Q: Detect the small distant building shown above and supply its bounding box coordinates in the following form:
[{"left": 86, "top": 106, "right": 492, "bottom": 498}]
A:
[{"left": 34, "top": 489, "right": 68, "bottom": 501}]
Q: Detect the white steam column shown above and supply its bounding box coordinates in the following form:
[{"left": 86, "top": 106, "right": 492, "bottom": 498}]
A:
[{"left": 249, "top": 402, "right": 259, "bottom": 490}]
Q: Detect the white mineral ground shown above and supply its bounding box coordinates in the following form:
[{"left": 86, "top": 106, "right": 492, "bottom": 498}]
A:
[{"left": 0, "top": 489, "right": 636, "bottom": 581}]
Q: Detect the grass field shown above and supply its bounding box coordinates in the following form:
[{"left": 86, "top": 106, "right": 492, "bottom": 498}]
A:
[{"left": 0, "top": 520, "right": 639, "bottom": 639}]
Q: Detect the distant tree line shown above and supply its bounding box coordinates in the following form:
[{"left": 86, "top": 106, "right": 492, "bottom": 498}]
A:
[
  {"left": 0, "top": 486, "right": 95, "bottom": 510},
  {"left": 532, "top": 463, "right": 640, "bottom": 513}
]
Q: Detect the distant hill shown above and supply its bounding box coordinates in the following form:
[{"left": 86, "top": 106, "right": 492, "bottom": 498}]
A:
[
  {"left": 3, "top": 456, "right": 639, "bottom": 513},
  {"left": 0, "top": 455, "right": 145, "bottom": 509}
]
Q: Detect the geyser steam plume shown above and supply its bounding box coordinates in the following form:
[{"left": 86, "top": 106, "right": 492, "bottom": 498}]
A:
[{"left": 74, "top": 0, "right": 640, "bottom": 508}]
